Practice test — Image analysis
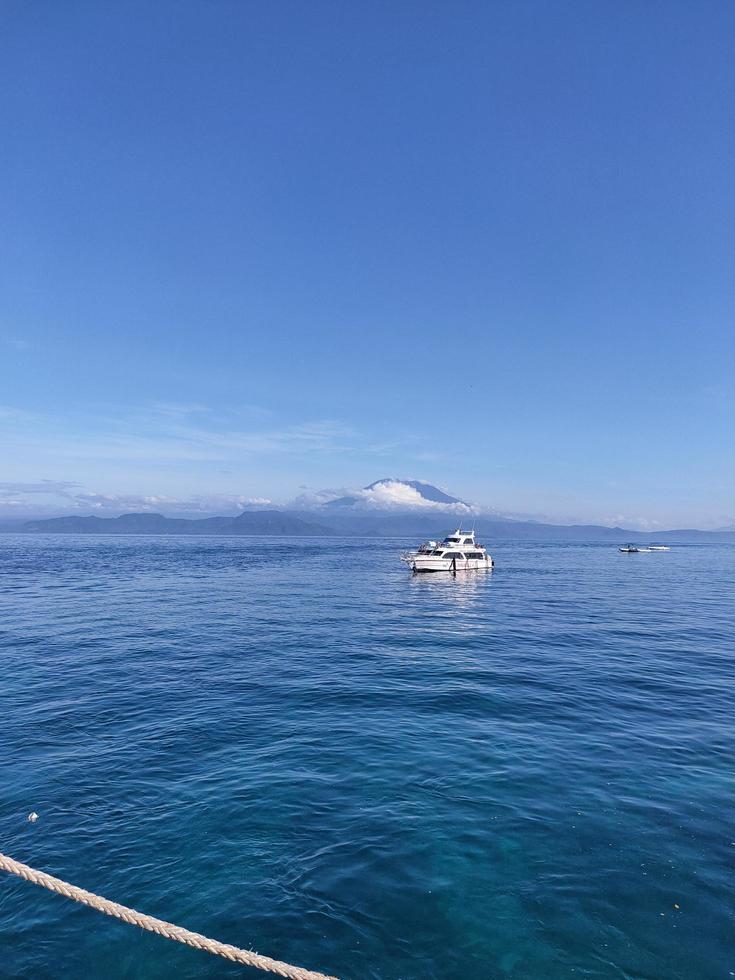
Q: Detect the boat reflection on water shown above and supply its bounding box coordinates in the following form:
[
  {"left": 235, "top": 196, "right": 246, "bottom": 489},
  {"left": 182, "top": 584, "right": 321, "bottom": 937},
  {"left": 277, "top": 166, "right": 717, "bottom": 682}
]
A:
[
  {"left": 399, "top": 527, "right": 495, "bottom": 624},
  {"left": 407, "top": 559, "right": 491, "bottom": 615}
]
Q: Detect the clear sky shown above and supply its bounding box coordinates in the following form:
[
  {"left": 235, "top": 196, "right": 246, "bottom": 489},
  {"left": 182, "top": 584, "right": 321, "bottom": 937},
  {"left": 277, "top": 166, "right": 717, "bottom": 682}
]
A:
[{"left": 1, "top": 1, "right": 733, "bottom": 528}]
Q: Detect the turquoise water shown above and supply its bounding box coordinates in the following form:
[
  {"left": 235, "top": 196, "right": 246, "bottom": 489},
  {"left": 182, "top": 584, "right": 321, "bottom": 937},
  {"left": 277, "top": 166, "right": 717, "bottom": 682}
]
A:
[{"left": 0, "top": 535, "right": 733, "bottom": 979}]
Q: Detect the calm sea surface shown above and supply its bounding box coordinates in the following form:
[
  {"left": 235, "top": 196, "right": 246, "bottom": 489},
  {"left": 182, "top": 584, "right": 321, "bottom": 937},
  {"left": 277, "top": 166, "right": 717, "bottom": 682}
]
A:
[{"left": 0, "top": 535, "right": 733, "bottom": 979}]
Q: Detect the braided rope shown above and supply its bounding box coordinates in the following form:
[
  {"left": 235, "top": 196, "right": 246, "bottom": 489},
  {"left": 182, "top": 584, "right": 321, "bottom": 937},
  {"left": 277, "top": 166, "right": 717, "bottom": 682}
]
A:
[{"left": 0, "top": 852, "right": 338, "bottom": 980}]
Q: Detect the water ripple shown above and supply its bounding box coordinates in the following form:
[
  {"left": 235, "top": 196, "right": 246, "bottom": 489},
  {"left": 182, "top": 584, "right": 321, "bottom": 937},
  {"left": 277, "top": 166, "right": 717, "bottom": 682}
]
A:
[{"left": 0, "top": 535, "right": 733, "bottom": 978}]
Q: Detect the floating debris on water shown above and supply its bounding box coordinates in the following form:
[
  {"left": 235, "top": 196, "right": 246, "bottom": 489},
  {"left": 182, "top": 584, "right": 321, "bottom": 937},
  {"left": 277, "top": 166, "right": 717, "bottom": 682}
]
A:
[{"left": 27, "top": 812, "right": 39, "bottom": 823}]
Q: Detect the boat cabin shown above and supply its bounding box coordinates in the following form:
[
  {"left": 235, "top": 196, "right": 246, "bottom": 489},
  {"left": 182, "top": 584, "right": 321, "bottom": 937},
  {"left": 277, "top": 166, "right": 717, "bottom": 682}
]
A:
[{"left": 429, "top": 529, "right": 485, "bottom": 559}]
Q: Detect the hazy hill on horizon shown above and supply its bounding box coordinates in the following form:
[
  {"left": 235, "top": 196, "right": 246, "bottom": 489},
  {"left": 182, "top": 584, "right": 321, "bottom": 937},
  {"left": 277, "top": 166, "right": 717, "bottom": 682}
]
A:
[
  {"left": 15, "top": 509, "right": 735, "bottom": 542},
  {"left": 21, "top": 510, "right": 333, "bottom": 536}
]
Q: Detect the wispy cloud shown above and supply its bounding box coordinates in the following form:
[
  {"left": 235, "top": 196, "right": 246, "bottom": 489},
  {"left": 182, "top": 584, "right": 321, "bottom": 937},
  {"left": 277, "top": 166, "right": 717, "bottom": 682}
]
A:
[
  {"left": 67, "top": 491, "right": 274, "bottom": 514},
  {"left": 0, "top": 480, "right": 80, "bottom": 496},
  {"left": 0, "top": 480, "right": 83, "bottom": 511},
  {"left": 1, "top": 403, "right": 446, "bottom": 482},
  {"left": 0, "top": 470, "right": 279, "bottom": 516},
  {"left": 0, "top": 405, "right": 40, "bottom": 422},
  {"left": 0, "top": 402, "right": 356, "bottom": 464},
  {"left": 0, "top": 403, "right": 394, "bottom": 516},
  {"left": 596, "top": 514, "right": 662, "bottom": 530}
]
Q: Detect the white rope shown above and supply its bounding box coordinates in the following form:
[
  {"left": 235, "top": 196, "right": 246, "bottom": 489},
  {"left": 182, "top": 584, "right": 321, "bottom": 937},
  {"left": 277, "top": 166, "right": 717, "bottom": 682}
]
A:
[{"left": 0, "top": 851, "right": 338, "bottom": 980}]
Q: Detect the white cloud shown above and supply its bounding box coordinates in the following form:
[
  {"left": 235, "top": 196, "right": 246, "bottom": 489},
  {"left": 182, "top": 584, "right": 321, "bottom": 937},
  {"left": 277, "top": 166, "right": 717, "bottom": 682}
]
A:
[
  {"left": 293, "top": 479, "right": 478, "bottom": 514},
  {"left": 0, "top": 486, "right": 276, "bottom": 517},
  {"left": 357, "top": 480, "right": 474, "bottom": 513}
]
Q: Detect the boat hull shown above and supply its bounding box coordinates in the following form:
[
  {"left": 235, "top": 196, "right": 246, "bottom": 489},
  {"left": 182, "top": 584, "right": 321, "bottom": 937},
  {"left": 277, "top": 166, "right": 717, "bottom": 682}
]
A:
[{"left": 412, "top": 556, "right": 493, "bottom": 573}]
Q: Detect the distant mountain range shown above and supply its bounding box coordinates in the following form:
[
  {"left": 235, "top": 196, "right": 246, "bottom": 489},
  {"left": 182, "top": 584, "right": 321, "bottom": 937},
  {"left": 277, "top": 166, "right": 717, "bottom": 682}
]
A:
[
  {"left": 22, "top": 510, "right": 332, "bottom": 536},
  {"left": 5, "top": 478, "right": 733, "bottom": 540},
  {"left": 15, "top": 511, "right": 735, "bottom": 543}
]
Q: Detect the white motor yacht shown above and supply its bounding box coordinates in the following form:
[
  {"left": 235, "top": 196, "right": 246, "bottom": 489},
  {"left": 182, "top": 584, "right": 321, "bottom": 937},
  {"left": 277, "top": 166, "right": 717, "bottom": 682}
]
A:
[
  {"left": 619, "top": 544, "right": 651, "bottom": 553},
  {"left": 401, "top": 528, "right": 494, "bottom": 573}
]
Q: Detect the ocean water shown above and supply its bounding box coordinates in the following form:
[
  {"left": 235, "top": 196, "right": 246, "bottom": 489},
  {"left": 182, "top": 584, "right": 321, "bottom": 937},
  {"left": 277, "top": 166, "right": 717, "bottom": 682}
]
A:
[{"left": 0, "top": 534, "right": 733, "bottom": 980}]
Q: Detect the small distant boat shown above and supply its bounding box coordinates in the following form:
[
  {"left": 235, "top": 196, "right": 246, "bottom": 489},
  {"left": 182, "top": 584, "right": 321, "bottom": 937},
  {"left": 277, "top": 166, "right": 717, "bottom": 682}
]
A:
[
  {"left": 648, "top": 544, "right": 671, "bottom": 551},
  {"left": 618, "top": 544, "right": 649, "bottom": 553},
  {"left": 401, "top": 528, "right": 494, "bottom": 573}
]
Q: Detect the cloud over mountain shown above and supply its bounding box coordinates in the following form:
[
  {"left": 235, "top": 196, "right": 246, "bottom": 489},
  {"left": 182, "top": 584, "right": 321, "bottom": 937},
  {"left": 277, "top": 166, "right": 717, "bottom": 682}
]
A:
[{"left": 309, "top": 478, "right": 477, "bottom": 514}]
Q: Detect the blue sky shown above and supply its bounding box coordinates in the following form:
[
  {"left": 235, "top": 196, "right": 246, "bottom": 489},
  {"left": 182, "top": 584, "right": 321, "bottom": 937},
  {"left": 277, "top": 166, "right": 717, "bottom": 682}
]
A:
[{"left": 1, "top": 1, "right": 733, "bottom": 528}]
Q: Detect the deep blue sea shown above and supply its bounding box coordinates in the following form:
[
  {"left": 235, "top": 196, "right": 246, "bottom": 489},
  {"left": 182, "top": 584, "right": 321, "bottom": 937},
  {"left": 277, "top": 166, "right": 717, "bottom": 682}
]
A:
[{"left": 0, "top": 535, "right": 733, "bottom": 979}]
